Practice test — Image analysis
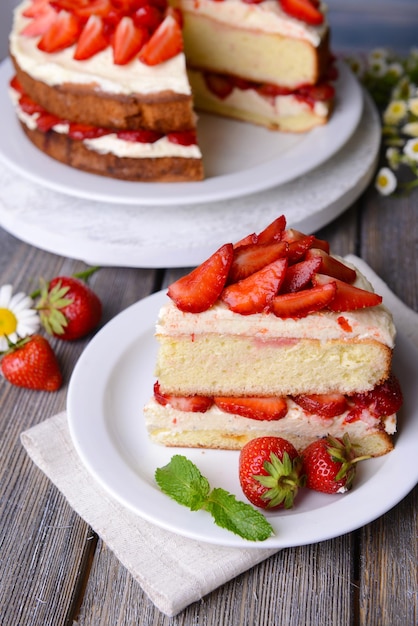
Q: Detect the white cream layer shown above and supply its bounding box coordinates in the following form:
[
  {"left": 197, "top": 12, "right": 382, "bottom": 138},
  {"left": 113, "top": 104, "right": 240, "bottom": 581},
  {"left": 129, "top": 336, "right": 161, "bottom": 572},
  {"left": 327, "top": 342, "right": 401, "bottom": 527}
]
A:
[
  {"left": 174, "top": 0, "right": 328, "bottom": 46},
  {"left": 10, "top": 87, "right": 202, "bottom": 159},
  {"left": 156, "top": 263, "right": 396, "bottom": 348},
  {"left": 144, "top": 397, "right": 397, "bottom": 437},
  {"left": 10, "top": 1, "right": 191, "bottom": 96}
]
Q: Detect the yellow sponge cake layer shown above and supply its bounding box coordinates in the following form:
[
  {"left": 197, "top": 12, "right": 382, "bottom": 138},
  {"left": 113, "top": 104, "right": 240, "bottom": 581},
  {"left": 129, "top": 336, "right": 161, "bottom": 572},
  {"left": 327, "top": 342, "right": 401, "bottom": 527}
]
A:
[
  {"left": 156, "top": 335, "right": 392, "bottom": 397},
  {"left": 181, "top": 13, "right": 325, "bottom": 88}
]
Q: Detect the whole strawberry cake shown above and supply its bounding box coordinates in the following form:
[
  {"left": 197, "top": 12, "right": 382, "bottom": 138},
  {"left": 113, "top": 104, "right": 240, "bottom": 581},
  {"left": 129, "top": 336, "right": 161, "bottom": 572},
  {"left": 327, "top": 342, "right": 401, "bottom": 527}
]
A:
[
  {"left": 144, "top": 216, "right": 403, "bottom": 457},
  {"left": 8, "top": 0, "right": 334, "bottom": 182}
]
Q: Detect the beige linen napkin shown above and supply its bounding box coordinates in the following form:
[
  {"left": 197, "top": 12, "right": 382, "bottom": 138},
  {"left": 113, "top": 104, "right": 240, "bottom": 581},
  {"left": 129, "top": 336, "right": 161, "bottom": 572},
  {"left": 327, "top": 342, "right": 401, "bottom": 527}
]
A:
[{"left": 20, "top": 256, "right": 418, "bottom": 617}]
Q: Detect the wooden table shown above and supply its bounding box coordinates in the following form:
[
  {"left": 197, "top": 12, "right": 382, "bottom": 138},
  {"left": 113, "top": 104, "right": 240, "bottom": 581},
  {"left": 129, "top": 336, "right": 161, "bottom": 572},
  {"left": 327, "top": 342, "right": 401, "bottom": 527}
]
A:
[{"left": 0, "top": 172, "right": 417, "bottom": 625}]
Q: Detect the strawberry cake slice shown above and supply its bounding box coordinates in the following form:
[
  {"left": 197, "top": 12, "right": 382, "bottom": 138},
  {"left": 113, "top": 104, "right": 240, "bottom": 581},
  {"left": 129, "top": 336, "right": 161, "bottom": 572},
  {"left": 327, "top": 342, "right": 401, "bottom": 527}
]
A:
[
  {"left": 9, "top": 0, "right": 204, "bottom": 181},
  {"left": 172, "top": 0, "right": 335, "bottom": 131},
  {"left": 144, "top": 216, "right": 403, "bottom": 457}
]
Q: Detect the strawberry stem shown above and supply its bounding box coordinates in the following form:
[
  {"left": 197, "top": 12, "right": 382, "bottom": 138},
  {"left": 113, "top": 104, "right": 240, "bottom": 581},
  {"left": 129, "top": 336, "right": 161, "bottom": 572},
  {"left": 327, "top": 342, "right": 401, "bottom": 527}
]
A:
[{"left": 29, "top": 266, "right": 100, "bottom": 299}]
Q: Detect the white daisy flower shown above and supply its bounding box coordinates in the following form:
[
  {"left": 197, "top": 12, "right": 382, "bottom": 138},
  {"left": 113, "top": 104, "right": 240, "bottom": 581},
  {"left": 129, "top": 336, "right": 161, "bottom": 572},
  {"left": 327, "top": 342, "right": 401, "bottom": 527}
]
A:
[
  {"left": 375, "top": 167, "right": 397, "bottom": 195},
  {"left": 402, "top": 122, "right": 418, "bottom": 137},
  {"left": 386, "top": 147, "right": 401, "bottom": 170},
  {"left": 383, "top": 100, "right": 407, "bottom": 125},
  {"left": 0, "top": 285, "right": 40, "bottom": 352},
  {"left": 368, "top": 48, "right": 390, "bottom": 62},
  {"left": 408, "top": 97, "right": 418, "bottom": 116},
  {"left": 368, "top": 57, "right": 388, "bottom": 77},
  {"left": 387, "top": 62, "right": 404, "bottom": 79},
  {"left": 404, "top": 138, "right": 418, "bottom": 161}
]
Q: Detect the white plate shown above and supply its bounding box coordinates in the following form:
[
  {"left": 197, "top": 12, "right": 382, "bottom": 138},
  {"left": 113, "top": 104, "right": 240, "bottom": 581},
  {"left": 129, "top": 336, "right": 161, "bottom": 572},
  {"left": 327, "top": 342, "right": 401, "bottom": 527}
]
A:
[
  {"left": 67, "top": 290, "right": 418, "bottom": 549},
  {"left": 0, "top": 58, "right": 362, "bottom": 206}
]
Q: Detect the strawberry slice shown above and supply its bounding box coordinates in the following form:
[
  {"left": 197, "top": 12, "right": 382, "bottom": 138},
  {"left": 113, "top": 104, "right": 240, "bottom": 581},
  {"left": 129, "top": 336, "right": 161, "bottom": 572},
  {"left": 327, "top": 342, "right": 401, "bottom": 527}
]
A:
[
  {"left": 74, "top": 15, "right": 110, "bottom": 61},
  {"left": 272, "top": 281, "right": 337, "bottom": 318},
  {"left": 37, "top": 10, "right": 82, "bottom": 52},
  {"left": 10, "top": 76, "right": 25, "bottom": 95},
  {"left": 312, "top": 274, "right": 383, "bottom": 311},
  {"left": 117, "top": 129, "right": 163, "bottom": 143},
  {"left": 282, "top": 228, "right": 330, "bottom": 253},
  {"left": 286, "top": 235, "right": 316, "bottom": 263},
  {"left": 167, "top": 130, "right": 198, "bottom": 146},
  {"left": 72, "top": 0, "right": 114, "bottom": 19},
  {"left": 292, "top": 393, "right": 349, "bottom": 418},
  {"left": 297, "top": 83, "right": 335, "bottom": 104},
  {"left": 204, "top": 73, "right": 234, "bottom": 99},
  {"left": 280, "top": 256, "right": 322, "bottom": 293},
  {"left": 19, "top": 93, "right": 45, "bottom": 115},
  {"left": 133, "top": 5, "right": 164, "bottom": 31},
  {"left": 305, "top": 248, "right": 357, "bottom": 284},
  {"left": 112, "top": 16, "right": 148, "bottom": 65},
  {"left": 167, "top": 243, "right": 234, "bottom": 313},
  {"left": 228, "top": 241, "right": 288, "bottom": 283},
  {"left": 214, "top": 396, "right": 288, "bottom": 421},
  {"left": 22, "top": 0, "right": 52, "bottom": 19},
  {"left": 349, "top": 374, "right": 403, "bottom": 418},
  {"left": 21, "top": 4, "right": 57, "bottom": 37},
  {"left": 221, "top": 258, "right": 288, "bottom": 315},
  {"left": 154, "top": 381, "right": 213, "bottom": 413},
  {"left": 36, "top": 111, "right": 61, "bottom": 132},
  {"left": 279, "top": 0, "right": 324, "bottom": 25},
  {"left": 256, "top": 215, "right": 287, "bottom": 244},
  {"left": 68, "top": 122, "right": 111, "bottom": 139},
  {"left": 138, "top": 15, "right": 183, "bottom": 66}
]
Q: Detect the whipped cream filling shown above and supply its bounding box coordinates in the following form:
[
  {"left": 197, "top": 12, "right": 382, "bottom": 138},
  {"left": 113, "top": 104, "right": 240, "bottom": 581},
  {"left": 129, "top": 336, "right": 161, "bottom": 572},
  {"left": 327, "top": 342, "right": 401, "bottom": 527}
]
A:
[
  {"left": 10, "top": 1, "right": 191, "bottom": 96},
  {"left": 10, "top": 86, "right": 202, "bottom": 159},
  {"left": 144, "top": 397, "right": 396, "bottom": 437},
  {"left": 189, "top": 69, "right": 330, "bottom": 119},
  {"left": 156, "top": 261, "right": 396, "bottom": 348},
  {"left": 173, "top": 0, "right": 327, "bottom": 46}
]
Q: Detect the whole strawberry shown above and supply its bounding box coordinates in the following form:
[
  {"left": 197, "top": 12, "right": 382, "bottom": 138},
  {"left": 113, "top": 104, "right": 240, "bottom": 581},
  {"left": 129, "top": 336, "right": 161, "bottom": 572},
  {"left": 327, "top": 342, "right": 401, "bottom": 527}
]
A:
[
  {"left": 37, "top": 273, "right": 102, "bottom": 341},
  {"left": 0, "top": 334, "right": 62, "bottom": 391},
  {"left": 301, "top": 434, "right": 369, "bottom": 494},
  {"left": 239, "top": 436, "right": 304, "bottom": 510}
]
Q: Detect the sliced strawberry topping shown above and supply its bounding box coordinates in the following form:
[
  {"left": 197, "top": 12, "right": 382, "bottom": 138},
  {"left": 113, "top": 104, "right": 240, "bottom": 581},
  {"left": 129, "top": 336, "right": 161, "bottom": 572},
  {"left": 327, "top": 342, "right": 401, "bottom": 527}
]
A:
[
  {"left": 112, "top": 16, "right": 148, "bottom": 64},
  {"left": 9, "top": 76, "right": 25, "bottom": 95},
  {"left": 154, "top": 381, "right": 213, "bottom": 413},
  {"left": 117, "top": 129, "right": 163, "bottom": 143},
  {"left": 292, "top": 393, "right": 349, "bottom": 418},
  {"left": 36, "top": 111, "right": 61, "bottom": 131},
  {"left": 280, "top": 256, "right": 322, "bottom": 293},
  {"left": 312, "top": 274, "right": 383, "bottom": 311},
  {"left": 279, "top": 0, "right": 324, "bottom": 26},
  {"left": 204, "top": 73, "right": 234, "bottom": 100},
  {"left": 167, "top": 243, "right": 234, "bottom": 313},
  {"left": 221, "top": 258, "right": 288, "bottom": 315},
  {"left": 282, "top": 228, "right": 330, "bottom": 253},
  {"left": 305, "top": 248, "right": 357, "bottom": 284},
  {"left": 167, "top": 130, "right": 198, "bottom": 146},
  {"left": 22, "top": 4, "right": 58, "bottom": 37},
  {"left": 19, "top": 93, "right": 45, "bottom": 115},
  {"left": 68, "top": 122, "right": 112, "bottom": 139},
  {"left": 228, "top": 241, "right": 288, "bottom": 283},
  {"left": 214, "top": 396, "right": 288, "bottom": 421},
  {"left": 72, "top": 0, "right": 114, "bottom": 19},
  {"left": 138, "top": 15, "right": 183, "bottom": 66},
  {"left": 349, "top": 374, "right": 403, "bottom": 418},
  {"left": 272, "top": 281, "right": 337, "bottom": 318},
  {"left": 133, "top": 5, "right": 164, "bottom": 31},
  {"left": 256, "top": 215, "right": 287, "bottom": 244},
  {"left": 74, "top": 15, "right": 110, "bottom": 60},
  {"left": 37, "top": 10, "right": 82, "bottom": 53},
  {"left": 22, "top": 0, "right": 53, "bottom": 19}
]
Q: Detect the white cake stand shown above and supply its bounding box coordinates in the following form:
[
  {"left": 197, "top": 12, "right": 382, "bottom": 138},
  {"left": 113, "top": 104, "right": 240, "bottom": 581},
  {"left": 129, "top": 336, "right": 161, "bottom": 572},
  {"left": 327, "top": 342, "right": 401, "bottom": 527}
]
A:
[{"left": 0, "top": 93, "right": 380, "bottom": 268}]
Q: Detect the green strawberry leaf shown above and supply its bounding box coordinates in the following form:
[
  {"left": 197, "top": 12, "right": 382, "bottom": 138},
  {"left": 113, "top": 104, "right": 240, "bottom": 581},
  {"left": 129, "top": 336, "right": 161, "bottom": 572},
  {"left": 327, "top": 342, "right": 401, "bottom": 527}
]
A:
[{"left": 155, "top": 455, "right": 274, "bottom": 542}]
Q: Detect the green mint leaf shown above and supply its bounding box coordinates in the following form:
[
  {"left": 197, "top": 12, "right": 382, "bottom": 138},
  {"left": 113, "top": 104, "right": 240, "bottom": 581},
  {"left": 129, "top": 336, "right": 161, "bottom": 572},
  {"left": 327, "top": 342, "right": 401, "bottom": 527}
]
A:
[
  {"left": 155, "top": 455, "right": 210, "bottom": 511},
  {"left": 204, "top": 488, "right": 274, "bottom": 542}
]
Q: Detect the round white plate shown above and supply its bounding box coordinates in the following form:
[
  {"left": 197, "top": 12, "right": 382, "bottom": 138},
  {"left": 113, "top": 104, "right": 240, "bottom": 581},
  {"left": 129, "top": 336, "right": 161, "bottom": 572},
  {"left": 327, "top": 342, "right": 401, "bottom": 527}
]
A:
[
  {"left": 67, "top": 290, "right": 418, "bottom": 549},
  {"left": 0, "top": 93, "right": 379, "bottom": 268},
  {"left": 0, "top": 58, "right": 362, "bottom": 206}
]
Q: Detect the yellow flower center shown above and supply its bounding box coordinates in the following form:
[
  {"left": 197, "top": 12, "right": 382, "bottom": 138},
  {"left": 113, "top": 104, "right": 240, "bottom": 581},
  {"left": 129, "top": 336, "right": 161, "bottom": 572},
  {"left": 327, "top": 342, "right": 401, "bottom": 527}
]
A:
[{"left": 0, "top": 308, "right": 18, "bottom": 336}]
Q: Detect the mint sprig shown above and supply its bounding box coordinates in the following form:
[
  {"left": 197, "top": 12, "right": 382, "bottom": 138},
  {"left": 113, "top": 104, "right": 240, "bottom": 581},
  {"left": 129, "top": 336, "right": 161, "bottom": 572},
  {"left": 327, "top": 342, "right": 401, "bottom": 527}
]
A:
[{"left": 155, "top": 455, "right": 274, "bottom": 542}]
